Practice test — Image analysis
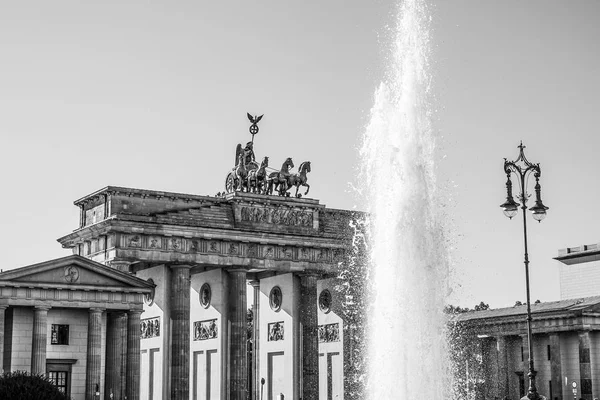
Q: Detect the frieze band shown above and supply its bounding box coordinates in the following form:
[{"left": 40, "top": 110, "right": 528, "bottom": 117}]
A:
[{"left": 121, "top": 234, "right": 345, "bottom": 263}]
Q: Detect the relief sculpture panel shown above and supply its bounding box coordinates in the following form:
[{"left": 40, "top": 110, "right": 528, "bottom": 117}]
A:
[{"left": 240, "top": 206, "right": 313, "bottom": 227}]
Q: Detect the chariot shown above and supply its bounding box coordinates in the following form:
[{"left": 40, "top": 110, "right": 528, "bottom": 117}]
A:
[{"left": 224, "top": 114, "right": 311, "bottom": 197}]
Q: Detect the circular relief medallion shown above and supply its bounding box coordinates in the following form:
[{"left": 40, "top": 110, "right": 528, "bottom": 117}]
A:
[
  {"left": 64, "top": 266, "right": 79, "bottom": 283},
  {"left": 269, "top": 286, "right": 283, "bottom": 312},
  {"left": 319, "top": 289, "right": 332, "bottom": 313},
  {"left": 144, "top": 278, "right": 155, "bottom": 306},
  {"left": 200, "top": 283, "right": 212, "bottom": 309}
]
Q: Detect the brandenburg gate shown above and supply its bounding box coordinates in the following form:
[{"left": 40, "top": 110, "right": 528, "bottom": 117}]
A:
[{"left": 55, "top": 121, "right": 358, "bottom": 400}]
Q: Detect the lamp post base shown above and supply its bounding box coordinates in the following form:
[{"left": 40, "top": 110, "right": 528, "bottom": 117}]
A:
[{"left": 520, "top": 395, "right": 547, "bottom": 400}]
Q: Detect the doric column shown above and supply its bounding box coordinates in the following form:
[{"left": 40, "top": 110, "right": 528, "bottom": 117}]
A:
[
  {"left": 497, "top": 336, "right": 509, "bottom": 399},
  {"left": 579, "top": 330, "right": 592, "bottom": 399},
  {"left": 249, "top": 280, "right": 260, "bottom": 400},
  {"left": 228, "top": 268, "right": 248, "bottom": 400},
  {"left": 520, "top": 334, "right": 529, "bottom": 374},
  {"left": 126, "top": 310, "right": 143, "bottom": 400},
  {"left": 299, "top": 273, "right": 319, "bottom": 400},
  {"left": 170, "top": 265, "right": 191, "bottom": 400},
  {"left": 0, "top": 306, "right": 7, "bottom": 373},
  {"left": 31, "top": 306, "right": 50, "bottom": 375},
  {"left": 86, "top": 308, "right": 104, "bottom": 400},
  {"left": 105, "top": 312, "right": 126, "bottom": 400},
  {"left": 549, "top": 333, "right": 562, "bottom": 400}
]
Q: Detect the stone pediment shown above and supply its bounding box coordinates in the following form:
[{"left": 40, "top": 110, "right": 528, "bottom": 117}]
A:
[{"left": 0, "top": 255, "right": 154, "bottom": 291}]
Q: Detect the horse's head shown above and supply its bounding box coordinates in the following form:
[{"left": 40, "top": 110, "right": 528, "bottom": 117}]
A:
[
  {"left": 283, "top": 157, "right": 294, "bottom": 171},
  {"left": 299, "top": 161, "right": 311, "bottom": 173}
]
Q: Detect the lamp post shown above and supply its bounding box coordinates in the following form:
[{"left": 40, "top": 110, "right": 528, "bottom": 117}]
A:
[{"left": 500, "top": 142, "right": 549, "bottom": 400}]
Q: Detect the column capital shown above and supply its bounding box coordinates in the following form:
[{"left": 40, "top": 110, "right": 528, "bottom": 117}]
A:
[
  {"left": 0, "top": 305, "right": 8, "bottom": 311},
  {"left": 248, "top": 279, "right": 260, "bottom": 287},
  {"left": 127, "top": 309, "right": 144, "bottom": 316},
  {"left": 169, "top": 264, "right": 193, "bottom": 270},
  {"left": 34, "top": 305, "right": 52, "bottom": 311},
  {"left": 227, "top": 267, "right": 249, "bottom": 273},
  {"left": 89, "top": 307, "right": 105, "bottom": 313}
]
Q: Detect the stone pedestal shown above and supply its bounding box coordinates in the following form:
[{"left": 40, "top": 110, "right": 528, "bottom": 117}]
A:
[
  {"left": 300, "top": 274, "right": 319, "bottom": 400},
  {"left": 31, "top": 306, "right": 50, "bottom": 375},
  {"left": 126, "top": 310, "right": 143, "bottom": 400},
  {"left": 105, "top": 312, "right": 126, "bottom": 400},
  {"left": 170, "top": 265, "right": 191, "bottom": 400},
  {"left": 86, "top": 308, "right": 103, "bottom": 400},
  {"left": 249, "top": 280, "right": 260, "bottom": 400},
  {"left": 228, "top": 269, "right": 248, "bottom": 400}
]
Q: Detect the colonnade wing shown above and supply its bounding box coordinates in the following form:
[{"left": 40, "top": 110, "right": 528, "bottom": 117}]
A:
[{"left": 0, "top": 254, "right": 154, "bottom": 308}]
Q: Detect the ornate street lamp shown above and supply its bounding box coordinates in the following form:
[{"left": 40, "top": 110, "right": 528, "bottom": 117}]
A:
[{"left": 501, "top": 142, "right": 549, "bottom": 400}]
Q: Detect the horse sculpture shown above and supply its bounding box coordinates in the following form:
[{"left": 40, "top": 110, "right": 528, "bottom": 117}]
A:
[
  {"left": 247, "top": 156, "right": 269, "bottom": 194},
  {"left": 267, "top": 157, "right": 294, "bottom": 196},
  {"left": 234, "top": 152, "right": 248, "bottom": 192},
  {"left": 287, "top": 161, "right": 311, "bottom": 198}
]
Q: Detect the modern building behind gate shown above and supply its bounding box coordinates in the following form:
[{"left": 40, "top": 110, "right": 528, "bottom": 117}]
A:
[
  {"left": 456, "top": 243, "right": 600, "bottom": 400},
  {"left": 0, "top": 186, "right": 362, "bottom": 400}
]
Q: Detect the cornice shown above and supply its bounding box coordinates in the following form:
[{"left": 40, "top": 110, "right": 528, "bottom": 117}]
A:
[{"left": 58, "top": 218, "right": 351, "bottom": 249}]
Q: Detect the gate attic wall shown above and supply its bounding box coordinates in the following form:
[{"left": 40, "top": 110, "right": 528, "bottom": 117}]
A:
[{"left": 57, "top": 186, "right": 356, "bottom": 276}]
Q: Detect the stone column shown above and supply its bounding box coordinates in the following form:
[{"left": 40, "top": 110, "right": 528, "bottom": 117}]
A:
[
  {"left": 31, "top": 306, "right": 50, "bottom": 375},
  {"left": 126, "top": 310, "right": 143, "bottom": 400},
  {"left": 300, "top": 273, "right": 319, "bottom": 400},
  {"left": 520, "top": 334, "right": 529, "bottom": 374},
  {"left": 579, "top": 330, "right": 592, "bottom": 399},
  {"left": 249, "top": 280, "right": 260, "bottom": 400},
  {"left": 549, "top": 332, "right": 562, "bottom": 400},
  {"left": 0, "top": 306, "right": 7, "bottom": 373},
  {"left": 86, "top": 308, "right": 104, "bottom": 400},
  {"left": 497, "top": 336, "right": 509, "bottom": 399},
  {"left": 170, "top": 265, "right": 191, "bottom": 400},
  {"left": 105, "top": 312, "right": 126, "bottom": 400},
  {"left": 228, "top": 268, "right": 248, "bottom": 400}
]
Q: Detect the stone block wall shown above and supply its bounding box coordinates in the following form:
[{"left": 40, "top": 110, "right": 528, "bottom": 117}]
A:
[
  {"left": 46, "top": 308, "right": 92, "bottom": 399},
  {"left": 259, "top": 273, "right": 300, "bottom": 400},
  {"left": 9, "top": 307, "right": 33, "bottom": 371},
  {"left": 559, "top": 261, "right": 600, "bottom": 299},
  {"left": 317, "top": 278, "right": 344, "bottom": 400},
  {"left": 190, "top": 269, "right": 228, "bottom": 400},
  {"left": 137, "top": 264, "right": 170, "bottom": 400}
]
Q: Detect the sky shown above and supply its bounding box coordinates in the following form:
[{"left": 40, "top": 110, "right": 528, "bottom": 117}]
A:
[{"left": 1, "top": 1, "right": 599, "bottom": 309}]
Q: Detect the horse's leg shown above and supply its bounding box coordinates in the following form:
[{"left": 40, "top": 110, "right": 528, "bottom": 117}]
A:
[
  {"left": 304, "top": 183, "right": 310, "bottom": 195},
  {"left": 295, "top": 184, "right": 300, "bottom": 198}
]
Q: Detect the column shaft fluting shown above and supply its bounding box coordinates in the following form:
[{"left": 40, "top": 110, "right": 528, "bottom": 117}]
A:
[
  {"left": 249, "top": 280, "right": 260, "bottom": 400},
  {"left": 126, "top": 310, "right": 142, "bottom": 400},
  {"left": 549, "top": 333, "right": 562, "bottom": 400},
  {"left": 86, "top": 308, "right": 103, "bottom": 400},
  {"left": 105, "top": 312, "right": 126, "bottom": 400},
  {"left": 228, "top": 269, "right": 248, "bottom": 400},
  {"left": 300, "top": 274, "right": 319, "bottom": 400},
  {"left": 170, "top": 266, "right": 191, "bottom": 400},
  {"left": 497, "top": 336, "right": 509, "bottom": 398},
  {"left": 0, "top": 306, "right": 7, "bottom": 374},
  {"left": 31, "top": 306, "right": 50, "bottom": 375}
]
